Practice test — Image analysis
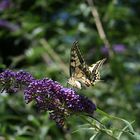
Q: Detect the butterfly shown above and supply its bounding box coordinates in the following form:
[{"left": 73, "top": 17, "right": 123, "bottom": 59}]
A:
[{"left": 67, "top": 41, "right": 106, "bottom": 89}]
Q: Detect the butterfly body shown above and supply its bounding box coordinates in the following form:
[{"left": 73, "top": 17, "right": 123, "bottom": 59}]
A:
[{"left": 68, "top": 41, "right": 106, "bottom": 89}]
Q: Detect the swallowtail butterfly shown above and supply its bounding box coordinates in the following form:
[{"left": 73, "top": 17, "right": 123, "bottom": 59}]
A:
[{"left": 68, "top": 41, "right": 106, "bottom": 89}]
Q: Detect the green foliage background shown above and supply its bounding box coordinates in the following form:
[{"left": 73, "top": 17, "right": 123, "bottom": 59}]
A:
[{"left": 0, "top": 0, "right": 140, "bottom": 139}]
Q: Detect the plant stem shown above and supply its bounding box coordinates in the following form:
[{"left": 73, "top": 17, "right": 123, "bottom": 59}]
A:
[
  {"left": 86, "top": 0, "right": 114, "bottom": 57},
  {"left": 80, "top": 115, "right": 118, "bottom": 140}
]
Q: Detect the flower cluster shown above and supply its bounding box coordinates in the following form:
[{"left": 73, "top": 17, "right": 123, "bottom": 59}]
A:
[
  {"left": 0, "top": 70, "right": 96, "bottom": 127},
  {"left": 0, "top": 70, "right": 34, "bottom": 93}
]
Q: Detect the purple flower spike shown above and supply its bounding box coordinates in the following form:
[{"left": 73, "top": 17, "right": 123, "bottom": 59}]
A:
[{"left": 24, "top": 78, "right": 96, "bottom": 126}]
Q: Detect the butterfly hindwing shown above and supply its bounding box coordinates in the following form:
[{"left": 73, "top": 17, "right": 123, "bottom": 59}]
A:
[{"left": 89, "top": 58, "right": 106, "bottom": 85}]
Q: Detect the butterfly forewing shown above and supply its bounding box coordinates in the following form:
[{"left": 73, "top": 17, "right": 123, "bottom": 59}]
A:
[{"left": 70, "top": 41, "right": 88, "bottom": 77}]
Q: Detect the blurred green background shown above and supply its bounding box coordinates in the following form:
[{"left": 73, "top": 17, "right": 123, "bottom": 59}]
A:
[{"left": 0, "top": 0, "right": 140, "bottom": 139}]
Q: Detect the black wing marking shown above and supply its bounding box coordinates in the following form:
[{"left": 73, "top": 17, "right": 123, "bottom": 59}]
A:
[{"left": 70, "top": 41, "right": 88, "bottom": 76}]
